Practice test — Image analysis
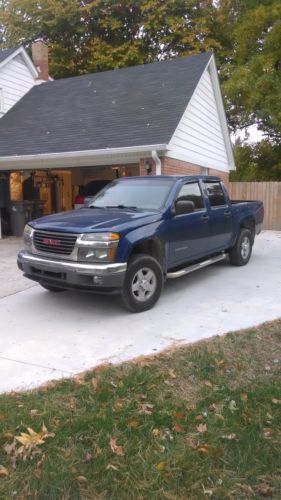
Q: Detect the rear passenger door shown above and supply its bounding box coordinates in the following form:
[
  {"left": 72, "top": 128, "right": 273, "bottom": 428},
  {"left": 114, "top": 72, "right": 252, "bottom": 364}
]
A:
[
  {"left": 203, "top": 181, "right": 233, "bottom": 251},
  {"left": 168, "top": 181, "right": 212, "bottom": 267}
]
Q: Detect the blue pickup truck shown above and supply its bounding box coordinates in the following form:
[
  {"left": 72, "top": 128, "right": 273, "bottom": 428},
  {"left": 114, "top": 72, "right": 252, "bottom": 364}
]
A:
[{"left": 18, "top": 176, "right": 264, "bottom": 312}]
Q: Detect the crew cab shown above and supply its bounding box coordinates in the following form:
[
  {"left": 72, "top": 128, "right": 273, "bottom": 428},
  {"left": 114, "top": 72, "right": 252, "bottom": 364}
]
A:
[{"left": 18, "top": 176, "right": 264, "bottom": 312}]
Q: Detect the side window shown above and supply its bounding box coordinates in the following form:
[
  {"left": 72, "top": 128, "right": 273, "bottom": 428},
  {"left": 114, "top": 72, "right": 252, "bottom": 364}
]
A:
[
  {"left": 176, "top": 182, "right": 204, "bottom": 210},
  {"left": 205, "top": 181, "right": 226, "bottom": 207}
]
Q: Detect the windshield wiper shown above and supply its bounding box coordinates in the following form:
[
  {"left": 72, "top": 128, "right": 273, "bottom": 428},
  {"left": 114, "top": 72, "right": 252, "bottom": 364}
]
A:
[{"left": 104, "top": 205, "right": 139, "bottom": 210}]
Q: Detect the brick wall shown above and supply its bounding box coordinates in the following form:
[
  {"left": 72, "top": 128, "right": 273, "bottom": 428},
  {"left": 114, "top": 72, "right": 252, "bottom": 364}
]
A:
[{"left": 139, "top": 156, "right": 229, "bottom": 184}]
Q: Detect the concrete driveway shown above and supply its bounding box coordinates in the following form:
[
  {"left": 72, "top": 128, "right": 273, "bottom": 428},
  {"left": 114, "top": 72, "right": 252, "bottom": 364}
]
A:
[{"left": 0, "top": 231, "right": 280, "bottom": 393}]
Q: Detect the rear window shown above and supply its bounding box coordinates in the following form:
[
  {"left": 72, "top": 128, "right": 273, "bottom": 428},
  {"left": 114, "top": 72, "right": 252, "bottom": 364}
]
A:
[{"left": 205, "top": 181, "right": 226, "bottom": 207}]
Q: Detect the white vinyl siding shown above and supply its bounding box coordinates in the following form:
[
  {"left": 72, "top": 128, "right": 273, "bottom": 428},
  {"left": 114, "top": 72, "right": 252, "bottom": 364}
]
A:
[
  {"left": 167, "top": 67, "right": 229, "bottom": 172},
  {"left": 0, "top": 54, "right": 35, "bottom": 115}
]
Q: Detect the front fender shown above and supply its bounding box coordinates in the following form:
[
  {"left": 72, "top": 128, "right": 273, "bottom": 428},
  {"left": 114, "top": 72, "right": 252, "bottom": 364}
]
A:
[{"left": 116, "top": 220, "right": 166, "bottom": 262}]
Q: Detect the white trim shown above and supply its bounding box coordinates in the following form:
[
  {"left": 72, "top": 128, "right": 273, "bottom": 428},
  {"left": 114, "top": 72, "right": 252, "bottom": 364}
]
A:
[
  {"left": 207, "top": 54, "right": 235, "bottom": 170},
  {"left": 0, "top": 46, "right": 38, "bottom": 79},
  {"left": 0, "top": 144, "right": 167, "bottom": 170}
]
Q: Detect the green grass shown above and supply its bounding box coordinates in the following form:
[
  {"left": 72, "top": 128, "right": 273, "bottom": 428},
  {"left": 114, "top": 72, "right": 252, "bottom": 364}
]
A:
[{"left": 0, "top": 320, "right": 281, "bottom": 499}]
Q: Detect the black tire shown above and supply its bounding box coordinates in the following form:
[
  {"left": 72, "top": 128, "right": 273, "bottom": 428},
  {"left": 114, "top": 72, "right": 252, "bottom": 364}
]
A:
[
  {"left": 122, "top": 253, "right": 164, "bottom": 312},
  {"left": 229, "top": 228, "right": 253, "bottom": 266},
  {"left": 40, "top": 282, "right": 66, "bottom": 292}
]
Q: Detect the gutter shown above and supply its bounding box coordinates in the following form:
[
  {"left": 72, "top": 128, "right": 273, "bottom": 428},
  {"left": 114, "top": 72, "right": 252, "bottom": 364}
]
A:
[
  {"left": 152, "top": 150, "right": 161, "bottom": 175},
  {"left": 0, "top": 144, "right": 167, "bottom": 170}
]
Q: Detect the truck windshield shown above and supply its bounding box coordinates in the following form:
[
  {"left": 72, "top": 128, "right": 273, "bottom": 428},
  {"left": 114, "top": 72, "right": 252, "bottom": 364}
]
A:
[{"left": 88, "top": 179, "right": 174, "bottom": 211}]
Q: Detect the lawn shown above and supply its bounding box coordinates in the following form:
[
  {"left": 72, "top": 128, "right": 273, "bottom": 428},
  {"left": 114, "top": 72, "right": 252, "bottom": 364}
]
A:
[{"left": 0, "top": 320, "right": 280, "bottom": 499}]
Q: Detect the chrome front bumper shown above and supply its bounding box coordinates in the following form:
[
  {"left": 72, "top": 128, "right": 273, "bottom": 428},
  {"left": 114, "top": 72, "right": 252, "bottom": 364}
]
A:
[{"left": 18, "top": 251, "right": 127, "bottom": 291}]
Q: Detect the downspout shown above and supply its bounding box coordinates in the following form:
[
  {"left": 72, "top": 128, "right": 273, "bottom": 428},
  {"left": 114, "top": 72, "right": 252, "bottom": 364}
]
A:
[{"left": 152, "top": 150, "right": 161, "bottom": 175}]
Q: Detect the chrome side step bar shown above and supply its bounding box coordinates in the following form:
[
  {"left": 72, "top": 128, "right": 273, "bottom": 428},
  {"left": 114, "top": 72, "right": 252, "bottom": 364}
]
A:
[{"left": 167, "top": 253, "right": 227, "bottom": 279}]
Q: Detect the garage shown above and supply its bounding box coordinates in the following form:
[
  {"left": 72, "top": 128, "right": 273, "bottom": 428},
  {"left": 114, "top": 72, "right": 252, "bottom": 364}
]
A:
[{"left": 0, "top": 51, "right": 235, "bottom": 238}]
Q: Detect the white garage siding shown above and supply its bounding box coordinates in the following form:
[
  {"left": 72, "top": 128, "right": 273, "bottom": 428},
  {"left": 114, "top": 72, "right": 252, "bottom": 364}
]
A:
[
  {"left": 167, "top": 66, "right": 230, "bottom": 172},
  {"left": 0, "top": 54, "right": 36, "bottom": 117}
]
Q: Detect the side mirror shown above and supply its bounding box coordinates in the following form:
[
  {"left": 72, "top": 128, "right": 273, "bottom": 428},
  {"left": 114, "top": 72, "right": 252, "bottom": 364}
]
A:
[{"left": 174, "top": 199, "right": 195, "bottom": 215}]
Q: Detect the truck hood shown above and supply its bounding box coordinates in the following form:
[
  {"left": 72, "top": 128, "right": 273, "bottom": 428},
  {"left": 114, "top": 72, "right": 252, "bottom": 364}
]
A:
[{"left": 30, "top": 208, "right": 162, "bottom": 234}]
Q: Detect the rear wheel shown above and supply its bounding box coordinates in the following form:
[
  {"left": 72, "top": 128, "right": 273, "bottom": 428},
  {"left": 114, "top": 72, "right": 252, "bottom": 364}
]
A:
[
  {"left": 229, "top": 228, "right": 253, "bottom": 266},
  {"left": 122, "top": 254, "right": 163, "bottom": 312},
  {"left": 40, "top": 282, "right": 66, "bottom": 292}
]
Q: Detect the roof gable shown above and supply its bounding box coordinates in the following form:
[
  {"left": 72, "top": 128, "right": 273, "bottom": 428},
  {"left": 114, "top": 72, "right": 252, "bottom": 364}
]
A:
[
  {"left": 168, "top": 54, "right": 235, "bottom": 171},
  {"left": 0, "top": 46, "right": 38, "bottom": 78},
  {"left": 0, "top": 52, "right": 212, "bottom": 157}
]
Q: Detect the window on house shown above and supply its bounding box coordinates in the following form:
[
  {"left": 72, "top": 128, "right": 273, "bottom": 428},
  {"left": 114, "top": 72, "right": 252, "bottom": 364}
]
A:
[
  {"left": 176, "top": 182, "right": 204, "bottom": 210},
  {"left": 204, "top": 181, "right": 226, "bottom": 207}
]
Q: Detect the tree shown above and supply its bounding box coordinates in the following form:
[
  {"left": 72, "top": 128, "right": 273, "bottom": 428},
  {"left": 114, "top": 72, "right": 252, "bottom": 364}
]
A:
[
  {"left": 231, "top": 140, "right": 281, "bottom": 181},
  {"left": 0, "top": 0, "right": 219, "bottom": 77},
  {"left": 218, "top": 0, "right": 281, "bottom": 143}
]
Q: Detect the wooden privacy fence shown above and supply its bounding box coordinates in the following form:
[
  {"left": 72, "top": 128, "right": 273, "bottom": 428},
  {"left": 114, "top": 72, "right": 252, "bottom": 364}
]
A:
[{"left": 229, "top": 182, "right": 281, "bottom": 231}]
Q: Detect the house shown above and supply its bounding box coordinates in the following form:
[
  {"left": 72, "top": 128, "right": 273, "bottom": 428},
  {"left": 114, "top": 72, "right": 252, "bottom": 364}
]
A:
[
  {"left": 0, "top": 42, "right": 49, "bottom": 118},
  {"left": 0, "top": 49, "right": 235, "bottom": 236}
]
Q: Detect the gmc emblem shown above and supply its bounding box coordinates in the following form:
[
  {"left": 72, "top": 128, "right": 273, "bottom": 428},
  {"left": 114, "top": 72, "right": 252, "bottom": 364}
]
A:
[{"left": 42, "top": 238, "right": 61, "bottom": 247}]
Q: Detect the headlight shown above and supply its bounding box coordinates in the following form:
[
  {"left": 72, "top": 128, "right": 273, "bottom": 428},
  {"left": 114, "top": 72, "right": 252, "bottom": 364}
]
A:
[
  {"left": 78, "top": 232, "right": 120, "bottom": 262},
  {"left": 81, "top": 232, "right": 119, "bottom": 242},
  {"left": 23, "top": 224, "right": 33, "bottom": 248}
]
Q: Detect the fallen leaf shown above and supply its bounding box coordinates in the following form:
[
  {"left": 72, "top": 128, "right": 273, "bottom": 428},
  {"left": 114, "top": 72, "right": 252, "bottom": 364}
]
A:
[
  {"left": 155, "top": 462, "right": 167, "bottom": 471},
  {"left": 69, "top": 397, "right": 77, "bottom": 410},
  {"left": 110, "top": 380, "right": 118, "bottom": 388},
  {"left": 197, "top": 445, "right": 209, "bottom": 454},
  {"left": 139, "top": 403, "right": 154, "bottom": 415},
  {"left": 195, "top": 414, "right": 204, "bottom": 421},
  {"left": 64, "top": 448, "right": 72, "bottom": 459},
  {"left": 187, "top": 435, "right": 197, "bottom": 449},
  {"left": 272, "top": 398, "right": 281, "bottom": 405},
  {"left": 76, "top": 476, "right": 87, "bottom": 483},
  {"left": 257, "top": 484, "right": 273, "bottom": 497},
  {"left": 109, "top": 437, "right": 124, "bottom": 456},
  {"left": 174, "top": 423, "right": 185, "bottom": 433},
  {"left": 95, "top": 446, "right": 102, "bottom": 457},
  {"left": 106, "top": 464, "right": 119, "bottom": 471},
  {"left": 221, "top": 433, "right": 237, "bottom": 440},
  {"left": 127, "top": 420, "right": 139, "bottom": 429},
  {"left": 197, "top": 424, "right": 207, "bottom": 434},
  {"left": 74, "top": 374, "right": 86, "bottom": 386},
  {"left": 168, "top": 369, "right": 176, "bottom": 379},
  {"left": 84, "top": 452, "right": 92, "bottom": 463},
  {"left": 114, "top": 400, "right": 123, "bottom": 412},
  {"left": 152, "top": 428, "right": 161, "bottom": 437},
  {"left": 263, "top": 428, "right": 273, "bottom": 438},
  {"left": 203, "top": 380, "right": 213, "bottom": 388},
  {"left": 0, "top": 466, "right": 9, "bottom": 478},
  {"left": 229, "top": 400, "right": 238, "bottom": 412},
  {"left": 91, "top": 378, "right": 98, "bottom": 391},
  {"left": 30, "top": 409, "right": 39, "bottom": 417},
  {"left": 240, "top": 393, "right": 248, "bottom": 402},
  {"left": 174, "top": 412, "right": 185, "bottom": 420},
  {"left": 203, "top": 486, "right": 214, "bottom": 496}
]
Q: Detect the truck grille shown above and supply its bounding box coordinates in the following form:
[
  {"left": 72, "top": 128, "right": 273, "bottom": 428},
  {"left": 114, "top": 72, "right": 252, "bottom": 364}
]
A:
[{"left": 33, "top": 231, "right": 77, "bottom": 255}]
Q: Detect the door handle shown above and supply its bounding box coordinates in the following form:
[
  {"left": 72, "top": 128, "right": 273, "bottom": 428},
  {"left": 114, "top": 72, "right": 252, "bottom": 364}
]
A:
[
  {"left": 200, "top": 214, "right": 210, "bottom": 223},
  {"left": 224, "top": 210, "right": 232, "bottom": 218}
]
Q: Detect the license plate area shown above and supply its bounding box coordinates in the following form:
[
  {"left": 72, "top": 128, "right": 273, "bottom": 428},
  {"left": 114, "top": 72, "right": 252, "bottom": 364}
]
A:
[{"left": 31, "top": 267, "right": 66, "bottom": 280}]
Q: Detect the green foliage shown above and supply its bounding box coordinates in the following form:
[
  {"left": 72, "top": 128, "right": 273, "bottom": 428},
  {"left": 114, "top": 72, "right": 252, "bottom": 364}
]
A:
[
  {"left": 219, "top": 0, "right": 281, "bottom": 142},
  {"left": 231, "top": 140, "right": 281, "bottom": 181},
  {"left": 1, "top": 0, "right": 281, "bottom": 176}
]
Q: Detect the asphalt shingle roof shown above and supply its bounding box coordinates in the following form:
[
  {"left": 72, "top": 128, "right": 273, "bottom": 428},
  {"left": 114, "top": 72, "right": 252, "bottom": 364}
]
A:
[
  {"left": 0, "top": 47, "right": 18, "bottom": 64},
  {"left": 0, "top": 52, "right": 212, "bottom": 157}
]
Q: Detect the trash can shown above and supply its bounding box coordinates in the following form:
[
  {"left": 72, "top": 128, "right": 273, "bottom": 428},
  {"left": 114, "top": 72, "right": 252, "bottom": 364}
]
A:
[{"left": 9, "top": 200, "right": 34, "bottom": 237}]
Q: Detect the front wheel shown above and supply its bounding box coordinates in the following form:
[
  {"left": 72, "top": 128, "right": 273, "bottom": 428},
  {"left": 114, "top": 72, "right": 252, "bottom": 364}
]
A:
[
  {"left": 122, "top": 254, "right": 163, "bottom": 312},
  {"left": 228, "top": 228, "right": 253, "bottom": 266}
]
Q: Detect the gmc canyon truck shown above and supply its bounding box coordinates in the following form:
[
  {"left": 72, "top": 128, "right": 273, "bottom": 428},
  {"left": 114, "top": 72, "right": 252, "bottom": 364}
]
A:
[{"left": 18, "top": 176, "right": 264, "bottom": 312}]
